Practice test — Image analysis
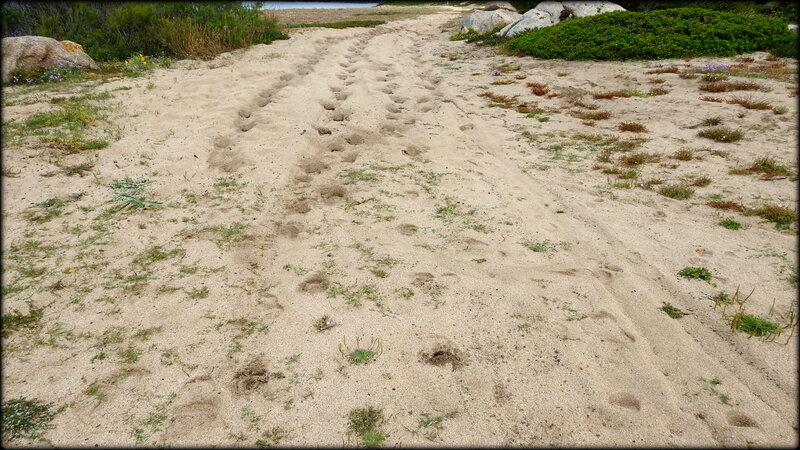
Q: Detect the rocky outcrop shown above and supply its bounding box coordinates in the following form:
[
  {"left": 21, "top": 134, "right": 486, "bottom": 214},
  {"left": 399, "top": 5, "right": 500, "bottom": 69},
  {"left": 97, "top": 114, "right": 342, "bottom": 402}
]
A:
[
  {"left": 494, "top": 1, "right": 625, "bottom": 37},
  {"left": 2, "top": 36, "right": 98, "bottom": 82},
  {"left": 499, "top": 9, "right": 554, "bottom": 38},
  {"left": 461, "top": 9, "right": 522, "bottom": 34},
  {"left": 562, "top": 1, "right": 625, "bottom": 17},
  {"left": 534, "top": 1, "right": 568, "bottom": 24},
  {"left": 484, "top": 1, "right": 517, "bottom": 12}
]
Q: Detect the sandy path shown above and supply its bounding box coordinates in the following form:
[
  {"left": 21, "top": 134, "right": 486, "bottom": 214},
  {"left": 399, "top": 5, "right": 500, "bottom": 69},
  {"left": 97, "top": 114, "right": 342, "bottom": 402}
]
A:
[{"left": 2, "top": 7, "right": 797, "bottom": 447}]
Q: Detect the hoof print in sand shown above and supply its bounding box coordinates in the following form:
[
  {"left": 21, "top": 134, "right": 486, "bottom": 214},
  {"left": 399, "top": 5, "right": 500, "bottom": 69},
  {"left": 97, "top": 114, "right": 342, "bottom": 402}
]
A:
[
  {"left": 418, "top": 334, "right": 466, "bottom": 370},
  {"left": 298, "top": 158, "right": 329, "bottom": 174},
  {"left": 402, "top": 145, "right": 428, "bottom": 157},
  {"left": 412, "top": 272, "right": 445, "bottom": 294},
  {"left": 298, "top": 272, "right": 328, "bottom": 293},
  {"left": 398, "top": 224, "right": 418, "bottom": 235},
  {"left": 277, "top": 223, "right": 304, "bottom": 238},
  {"left": 290, "top": 199, "right": 313, "bottom": 214},
  {"left": 319, "top": 184, "right": 347, "bottom": 201},
  {"left": 726, "top": 411, "right": 758, "bottom": 428},
  {"left": 231, "top": 358, "right": 270, "bottom": 395},
  {"left": 608, "top": 392, "right": 641, "bottom": 411}
]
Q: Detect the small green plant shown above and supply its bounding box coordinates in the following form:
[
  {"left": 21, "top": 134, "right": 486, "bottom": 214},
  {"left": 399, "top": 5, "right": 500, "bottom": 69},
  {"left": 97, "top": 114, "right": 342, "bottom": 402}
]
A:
[
  {"left": 742, "top": 203, "right": 796, "bottom": 229},
  {"left": 340, "top": 337, "right": 383, "bottom": 365},
  {"left": 313, "top": 314, "right": 337, "bottom": 332},
  {"left": 521, "top": 239, "right": 569, "bottom": 254},
  {"left": 109, "top": 178, "right": 160, "bottom": 210},
  {"left": 348, "top": 406, "right": 388, "bottom": 448},
  {"left": 618, "top": 121, "right": 647, "bottom": 132},
  {"left": 185, "top": 286, "right": 209, "bottom": 299},
  {"left": 660, "top": 302, "right": 686, "bottom": 319},
  {"left": 719, "top": 219, "right": 742, "bottom": 230},
  {"left": 658, "top": 184, "right": 694, "bottom": 200},
  {"left": 678, "top": 266, "right": 712, "bottom": 282},
  {"left": 730, "top": 157, "right": 791, "bottom": 178},
  {"left": 409, "top": 411, "right": 458, "bottom": 441},
  {"left": 697, "top": 127, "right": 743, "bottom": 143},
  {"left": 1, "top": 398, "right": 58, "bottom": 442},
  {"left": 714, "top": 287, "right": 797, "bottom": 343}
]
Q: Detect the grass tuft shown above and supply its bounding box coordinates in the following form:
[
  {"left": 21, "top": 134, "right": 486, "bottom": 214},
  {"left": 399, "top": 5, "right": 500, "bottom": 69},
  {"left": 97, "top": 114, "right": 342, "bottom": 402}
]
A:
[{"left": 678, "top": 266, "right": 712, "bottom": 282}]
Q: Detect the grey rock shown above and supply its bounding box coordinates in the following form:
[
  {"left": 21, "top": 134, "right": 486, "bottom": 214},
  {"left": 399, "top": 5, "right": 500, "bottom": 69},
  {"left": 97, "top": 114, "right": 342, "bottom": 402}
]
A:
[
  {"left": 562, "top": 1, "right": 625, "bottom": 18},
  {"left": 2, "top": 35, "right": 98, "bottom": 82},
  {"left": 462, "top": 9, "right": 522, "bottom": 34}
]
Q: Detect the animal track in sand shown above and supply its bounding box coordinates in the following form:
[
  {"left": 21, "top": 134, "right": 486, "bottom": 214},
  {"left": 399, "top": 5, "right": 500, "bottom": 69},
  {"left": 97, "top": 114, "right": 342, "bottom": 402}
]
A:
[
  {"left": 390, "top": 95, "right": 407, "bottom": 104},
  {"left": 298, "top": 158, "right": 329, "bottom": 174},
  {"left": 376, "top": 76, "right": 388, "bottom": 82},
  {"left": 293, "top": 173, "right": 313, "bottom": 183},
  {"left": 398, "top": 224, "right": 418, "bottom": 235},
  {"left": 381, "top": 122, "right": 405, "bottom": 134},
  {"left": 231, "top": 358, "right": 270, "bottom": 395},
  {"left": 319, "top": 183, "right": 347, "bottom": 201},
  {"left": 418, "top": 105, "right": 433, "bottom": 113},
  {"left": 334, "top": 91, "right": 349, "bottom": 101},
  {"left": 326, "top": 142, "right": 344, "bottom": 153},
  {"left": 317, "top": 126, "right": 332, "bottom": 135},
  {"left": 726, "top": 411, "right": 758, "bottom": 428},
  {"left": 280, "top": 73, "right": 293, "bottom": 82},
  {"left": 402, "top": 145, "right": 429, "bottom": 157},
  {"left": 341, "top": 152, "right": 359, "bottom": 163},
  {"left": 344, "top": 134, "right": 365, "bottom": 145},
  {"left": 238, "top": 108, "right": 252, "bottom": 118},
  {"left": 277, "top": 223, "right": 304, "bottom": 238},
  {"left": 238, "top": 120, "right": 256, "bottom": 132},
  {"left": 330, "top": 110, "right": 350, "bottom": 122},
  {"left": 164, "top": 396, "right": 220, "bottom": 442},
  {"left": 412, "top": 272, "right": 445, "bottom": 294},
  {"left": 337, "top": 73, "right": 348, "bottom": 80},
  {"left": 418, "top": 334, "right": 466, "bottom": 370},
  {"left": 380, "top": 87, "right": 394, "bottom": 95},
  {"left": 347, "top": 67, "right": 358, "bottom": 74},
  {"left": 386, "top": 104, "right": 401, "bottom": 113},
  {"left": 298, "top": 272, "right": 328, "bottom": 293},
  {"left": 608, "top": 392, "right": 641, "bottom": 411},
  {"left": 321, "top": 101, "right": 336, "bottom": 111},
  {"left": 290, "top": 199, "right": 313, "bottom": 214},
  {"left": 213, "top": 134, "right": 234, "bottom": 149}
]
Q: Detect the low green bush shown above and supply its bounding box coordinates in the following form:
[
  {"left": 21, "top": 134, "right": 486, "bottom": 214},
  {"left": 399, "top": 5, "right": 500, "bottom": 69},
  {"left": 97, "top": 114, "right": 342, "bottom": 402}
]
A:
[
  {"left": 504, "top": 8, "right": 797, "bottom": 60},
  {"left": 1, "top": 2, "right": 288, "bottom": 61}
]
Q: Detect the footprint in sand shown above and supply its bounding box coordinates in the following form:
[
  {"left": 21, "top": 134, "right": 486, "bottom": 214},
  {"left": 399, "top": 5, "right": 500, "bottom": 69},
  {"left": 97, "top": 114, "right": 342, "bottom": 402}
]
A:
[
  {"left": 398, "top": 224, "right": 418, "bottom": 235},
  {"left": 298, "top": 158, "right": 329, "bottom": 174},
  {"left": 608, "top": 392, "right": 641, "bottom": 411},
  {"left": 277, "top": 222, "right": 304, "bottom": 239},
  {"left": 290, "top": 199, "right": 313, "bottom": 214},
  {"left": 231, "top": 358, "right": 270, "bottom": 395},
  {"left": 320, "top": 101, "right": 336, "bottom": 111},
  {"left": 402, "top": 145, "right": 429, "bottom": 157},
  {"left": 317, "top": 126, "right": 332, "bottom": 135},
  {"left": 334, "top": 91, "right": 349, "bottom": 101},
  {"left": 330, "top": 110, "right": 350, "bottom": 122},
  {"left": 298, "top": 272, "right": 328, "bottom": 293},
  {"left": 319, "top": 183, "right": 347, "bottom": 202},
  {"left": 344, "top": 134, "right": 365, "bottom": 146},
  {"left": 726, "top": 411, "right": 759, "bottom": 428},
  {"left": 341, "top": 152, "right": 359, "bottom": 163},
  {"left": 418, "top": 334, "right": 467, "bottom": 370}
]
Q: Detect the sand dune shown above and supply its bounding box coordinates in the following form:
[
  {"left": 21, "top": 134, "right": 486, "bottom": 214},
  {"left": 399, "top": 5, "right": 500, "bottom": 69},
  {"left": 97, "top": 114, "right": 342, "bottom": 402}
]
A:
[{"left": 2, "top": 5, "right": 797, "bottom": 447}]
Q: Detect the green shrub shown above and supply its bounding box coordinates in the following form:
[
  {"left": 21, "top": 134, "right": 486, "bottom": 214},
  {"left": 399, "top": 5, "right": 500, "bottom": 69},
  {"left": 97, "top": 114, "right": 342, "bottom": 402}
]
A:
[
  {"left": 505, "top": 8, "right": 797, "bottom": 60},
  {"left": 1, "top": 2, "right": 288, "bottom": 62}
]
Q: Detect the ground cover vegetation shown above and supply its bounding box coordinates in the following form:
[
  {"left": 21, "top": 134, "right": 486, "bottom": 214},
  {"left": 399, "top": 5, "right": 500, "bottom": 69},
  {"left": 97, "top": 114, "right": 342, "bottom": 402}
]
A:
[
  {"left": 504, "top": 8, "right": 797, "bottom": 60},
  {"left": 1, "top": 2, "right": 288, "bottom": 62}
]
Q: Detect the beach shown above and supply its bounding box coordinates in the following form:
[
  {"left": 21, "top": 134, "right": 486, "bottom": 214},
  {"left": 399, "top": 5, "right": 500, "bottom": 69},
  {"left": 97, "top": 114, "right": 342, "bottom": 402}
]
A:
[{"left": 1, "top": 4, "right": 797, "bottom": 446}]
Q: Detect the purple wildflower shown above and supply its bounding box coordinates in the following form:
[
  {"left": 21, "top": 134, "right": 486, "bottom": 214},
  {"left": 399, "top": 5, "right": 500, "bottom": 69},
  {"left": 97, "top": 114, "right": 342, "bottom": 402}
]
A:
[
  {"left": 491, "top": 70, "right": 502, "bottom": 76},
  {"left": 701, "top": 63, "right": 730, "bottom": 72}
]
